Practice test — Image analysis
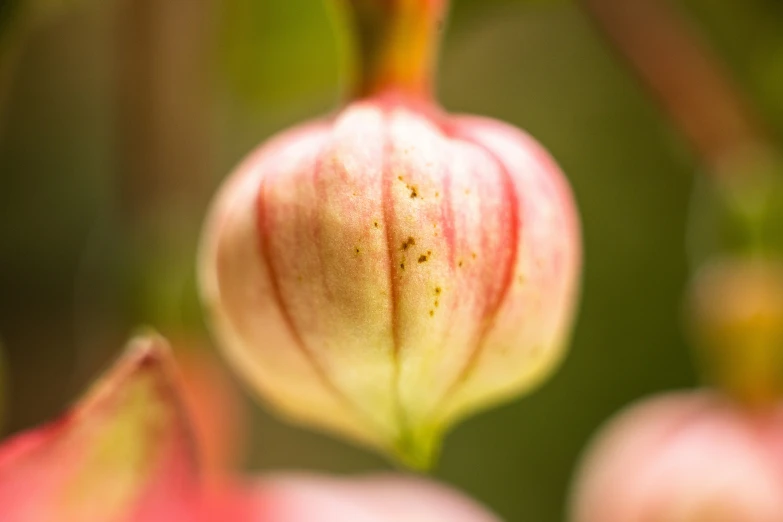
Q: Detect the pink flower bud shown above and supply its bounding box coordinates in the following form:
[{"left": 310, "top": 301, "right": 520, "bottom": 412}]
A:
[
  {"left": 0, "top": 334, "right": 503, "bottom": 521},
  {"left": 570, "top": 392, "right": 783, "bottom": 522},
  {"left": 199, "top": 93, "right": 579, "bottom": 467},
  {"left": 250, "top": 473, "right": 501, "bottom": 522},
  {"left": 0, "top": 336, "right": 199, "bottom": 522},
  {"left": 199, "top": 0, "right": 580, "bottom": 467}
]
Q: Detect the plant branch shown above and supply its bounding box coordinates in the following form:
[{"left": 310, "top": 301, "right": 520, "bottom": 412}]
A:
[{"left": 578, "top": 0, "right": 773, "bottom": 175}]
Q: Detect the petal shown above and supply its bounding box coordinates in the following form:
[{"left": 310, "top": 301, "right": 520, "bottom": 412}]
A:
[
  {"left": 173, "top": 339, "right": 247, "bottom": 477},
  {"left": 571, "top": 392, "right": 783, "bottom": 522},
  {"left": 0, "top": 335, "right": 199, "bottom": 522},
  {"left": 247, "top": 473, "right": 501, "bottom": 522}
]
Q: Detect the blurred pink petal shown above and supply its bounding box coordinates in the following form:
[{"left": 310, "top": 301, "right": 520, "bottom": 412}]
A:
[
  {"left": 570, "top": 392, "right": 783, "bottom": 522},
  {"left": 0, "top": 335, "right": 502, "bottom": 522},
  {"left": 0, "top": 335, "right": 199, "bottom": 522},
  {"left": 173, "top": 338, "right": 247, "bottom": 477},
  {"left": 248, "top": 473, "right": 501, "bottom": 522}
]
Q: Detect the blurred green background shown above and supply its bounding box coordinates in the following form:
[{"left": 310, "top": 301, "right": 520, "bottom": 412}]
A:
[{"left": 1, "top": 0, "right": 782, "bottom": 520}]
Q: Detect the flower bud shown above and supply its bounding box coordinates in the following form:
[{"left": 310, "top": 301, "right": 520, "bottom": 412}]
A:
[
  {"left": 570, "top": 393, "right": 783, "bottom": 522},
  {"left": 0, "top": 334, "right": 505, "bottom": 521},
  {"left": 0, "top": 336, "right": 199, "bottom": 522},
  {"left": 253, "top": 473, "right": 501, "bottom": 522},
  {"left": 687, "top": 257, "right": 783, "bottom": 407},
  {"left": 198, "top": 0, "right": 580, "bottom": 466}
]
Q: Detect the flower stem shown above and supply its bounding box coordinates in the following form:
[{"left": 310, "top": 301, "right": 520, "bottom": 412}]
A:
[
  {"left": 336, "top": 0, "right": 448, "bottom": 101},
  {"left": 578, "top": 0, "right": 772, "bottom": 178}
]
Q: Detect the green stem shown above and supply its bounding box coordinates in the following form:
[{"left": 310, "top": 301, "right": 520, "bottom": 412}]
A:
[{"left": 336, "top": 0, "right": 448, "bottom": 100}]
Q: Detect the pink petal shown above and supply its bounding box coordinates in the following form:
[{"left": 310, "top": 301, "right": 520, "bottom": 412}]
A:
[
  {"left": 571, "top": 392, "right": 783, "bottom": 522},
  {"left": 246, "top": 473, "right": 501, "bottom": 522},
  {"left": 0, "top": 335, "right": 200, "bottom": 522},
  {"left": 173, "top": 339, "right": 248, "bottom": 477}
]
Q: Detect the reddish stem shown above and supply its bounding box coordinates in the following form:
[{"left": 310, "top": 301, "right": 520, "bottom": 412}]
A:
[{"left": 579, "top": 0, "right": 772, "bottom": 176}]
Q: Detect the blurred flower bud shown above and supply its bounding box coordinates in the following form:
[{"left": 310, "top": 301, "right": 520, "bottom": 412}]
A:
[
  {"left": 688, "top": 257, "right": 783, "bottom": 407},
  {"left": 570, "top": 392, "right": 783, "bottom": 522},
  {"left": 198, "top": 0, "right": 580, "bottom": 467},
  {"left": 0, "top": 335, "right": 199, "bottom": 522},
  {"left": 252, "top": 473, "right": 501, "bottom": 522},
  {"left": 0, "top": 334, "right": 515, "bottom": 522}
]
